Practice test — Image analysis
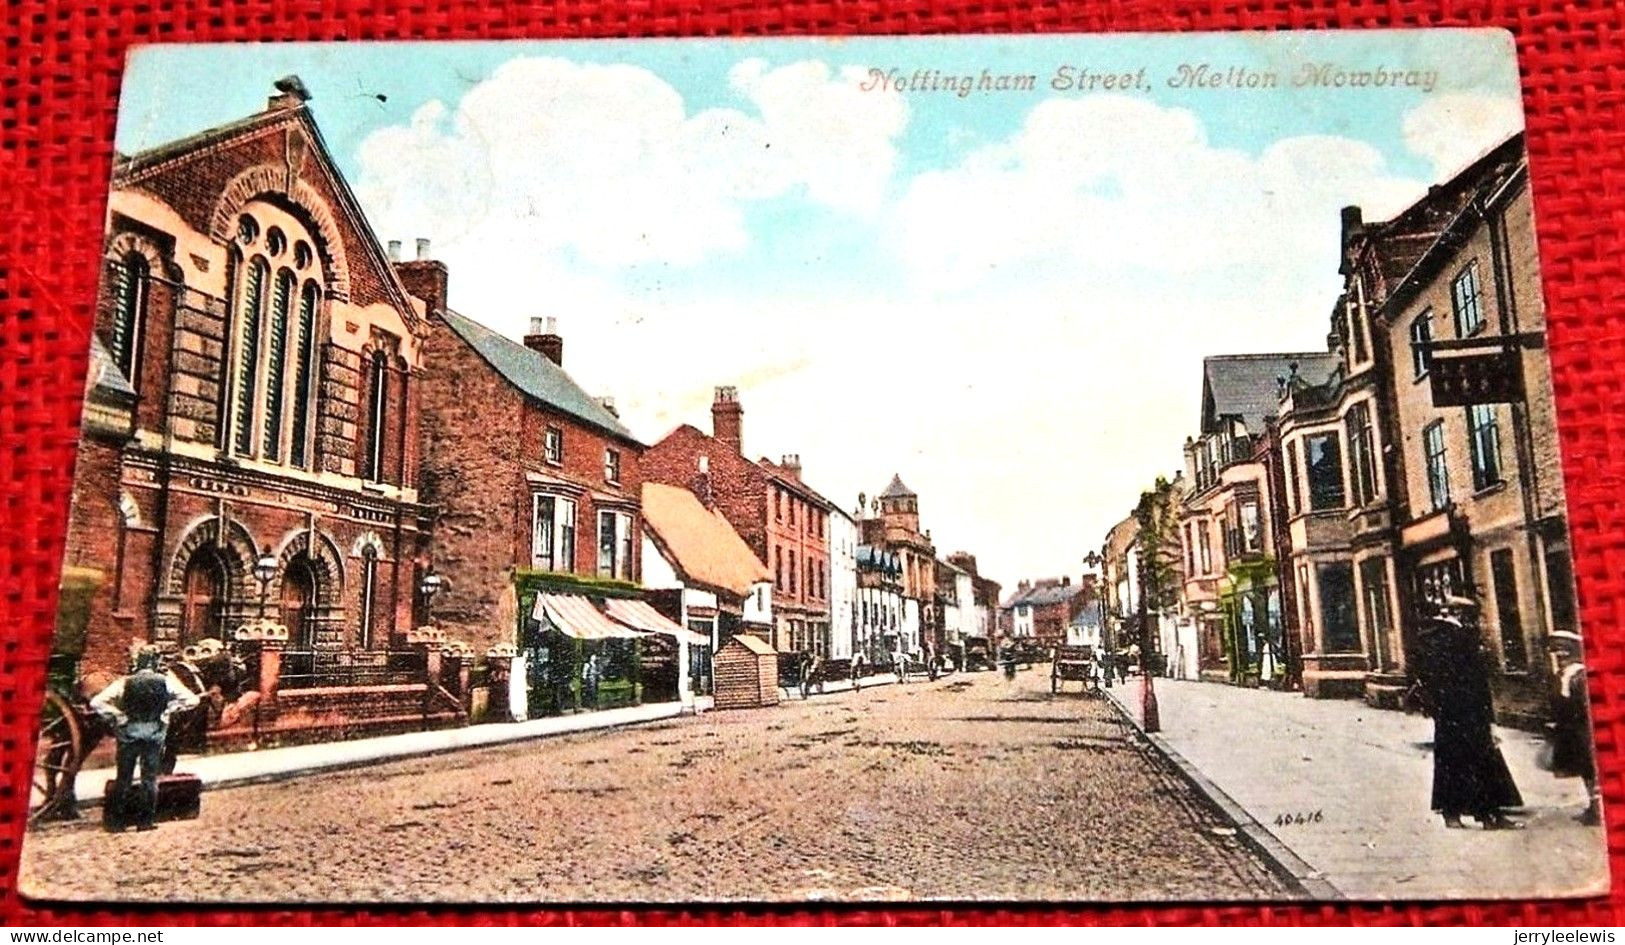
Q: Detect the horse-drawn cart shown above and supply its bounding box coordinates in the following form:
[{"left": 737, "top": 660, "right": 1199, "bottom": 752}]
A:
[
  {"left": 1051, "top": 645, "right": 1099, "bottom": 695},
  {"left": 29, "top": 640, "right": 255, "bottom": 824}
]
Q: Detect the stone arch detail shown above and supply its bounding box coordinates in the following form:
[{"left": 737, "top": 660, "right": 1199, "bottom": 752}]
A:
[
  {"left": 105, "top": 229, "right": 182, "bottom": 282},
  {"left": 209, "top": 164, "right": 352, "bottom": 301},
  {"left": 351, "top": 531, "right": 386, "bottom": 559},
  {"left": 273, "top": 528, "right": 347, "bottom": 597},
  {"left": 163, "top": 515, "right": 259, "bottom": 601}
]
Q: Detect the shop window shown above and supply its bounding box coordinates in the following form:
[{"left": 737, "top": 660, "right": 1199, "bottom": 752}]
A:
[
  {"left": 1360, "top": 558, "right": 1393, "bottom": 669},
  {"left": 1317, "top": 562, "right": 1359, "bottom": 653}
]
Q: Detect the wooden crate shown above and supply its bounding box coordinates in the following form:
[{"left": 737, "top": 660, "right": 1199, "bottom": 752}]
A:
[{"left": 713, "top": 634, "right": 779, "bottom": 710}]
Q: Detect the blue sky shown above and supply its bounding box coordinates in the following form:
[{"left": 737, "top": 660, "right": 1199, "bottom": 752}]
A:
[{"left": 116, "top": 32, "right": 1526, "bottom": 585}]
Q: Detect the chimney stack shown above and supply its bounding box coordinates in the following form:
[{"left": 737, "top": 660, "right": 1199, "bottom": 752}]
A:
[
  {"left": 393, "top": 238, "right": 448, "bottom": 318},
  {"left": 524, "top": 316, "right": 564, "bottom": 365},
  {"left": 780, "top": 454, "right": 802, "bottom": 479},
  {"left": 1062, "top": 575, "right": 1072, "bottom": 587},
  {"left": 267, "top": 75, "right": 312, "bottom": 111},
  {"left": 712, "top": 386, "right": 743, "bottom": 455}
]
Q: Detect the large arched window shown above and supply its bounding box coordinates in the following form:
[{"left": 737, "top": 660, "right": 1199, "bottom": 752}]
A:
[
  {"left": 363, "top": 349, "right": 388, "bottom": 482},
  {"left": 224, "top": 206, "right": 324, "bottom": 466},
  {"left": 290, "top": 282, "right": 319, "bottom": 468},
  {"left": 230, "top": 255, "right": 267, "bottom": 456},
  {"left": 109, "top": 251, "right": 148, "bottom": 384},
  {"left": 358, "top": 545, "right": 379, "bottom": 649}
]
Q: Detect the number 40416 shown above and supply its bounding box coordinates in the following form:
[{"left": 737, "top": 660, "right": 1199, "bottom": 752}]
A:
[{"left": 1274, "top": 810, "right": 1323, "bottom": 827}]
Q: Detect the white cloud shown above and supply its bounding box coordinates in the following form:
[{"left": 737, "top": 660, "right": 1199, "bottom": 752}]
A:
[
  {"left": 890, "top": 95, "right": 1426, "bottom": 292},
  {"left": 1403, "top": 92, "right": 1525, "bottom": 179},
  {"left": 354, "top": 56, "right": 906, "bottom": 272}
]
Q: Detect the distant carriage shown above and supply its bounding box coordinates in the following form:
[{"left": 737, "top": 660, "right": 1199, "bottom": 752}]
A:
[{"left": 1051, "top": 645, "right": 1100, "bottom": 695}]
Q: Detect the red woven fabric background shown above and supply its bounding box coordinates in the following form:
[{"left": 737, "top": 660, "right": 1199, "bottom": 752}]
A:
[{"left": 1, "top": 0, "right": 1622, "bottom": 927}]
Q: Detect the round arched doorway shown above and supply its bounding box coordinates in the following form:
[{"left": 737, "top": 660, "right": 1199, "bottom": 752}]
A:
[
  {"left": 280, "top": 554, "right": 320, "bottom": 649},
  {"left": 180, "top": 546, "right": 232, "bottom": 645}
]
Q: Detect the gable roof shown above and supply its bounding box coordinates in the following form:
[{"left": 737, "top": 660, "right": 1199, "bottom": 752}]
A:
[
  {"left": 1201, "top": 353, "right": 1338, "bottom": 435},
  {"left": 642, "top": 483, "right": 769, "bottom": 597},
  {"left": 114, "top": 91, "right": 426, "bottom": 336},
  {"left": 1003, "top": 579, "right": 1084, "bottom": 609},
  {"left": 726, "top": 634, "right": 777, "bottom": 656},
  {"left": 441, "top": 308, "right": 638, "bottom": 445}
]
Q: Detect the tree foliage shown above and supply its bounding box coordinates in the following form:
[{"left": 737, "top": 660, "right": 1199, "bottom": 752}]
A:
[{"left": 1132, "top": 476, "right": 1185, "bottom": 615}]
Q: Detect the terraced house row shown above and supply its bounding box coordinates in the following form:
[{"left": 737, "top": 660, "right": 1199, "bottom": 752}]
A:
[
  {"left": 55, "top": 78, "right": 1002, "bottom": 750},
  {"left": 1101, "top": 133, "right": 1579, "bottom": 727}
]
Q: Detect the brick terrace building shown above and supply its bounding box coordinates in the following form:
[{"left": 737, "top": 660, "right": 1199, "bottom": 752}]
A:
[
  {"left": 643, "top": 388, "right": 836, "bottom": 655},
  {"left": 1001, "top": 577, "right": 1086, "bottom": 651},
  {"left": 64, "top": 78, "right": 443, "bottom": 741},
  {"left": 414, "top": 291, "right": 647, "bottom": 662},
  {"left": 1181, "top": 353, "right": 1333, "bottom": 689}
]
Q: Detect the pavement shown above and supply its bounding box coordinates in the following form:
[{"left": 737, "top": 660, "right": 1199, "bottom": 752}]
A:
[
  {"left": 21, "top": 669, "right": 1288, "bottom": 904},
  {"left": 1105, "top": 676, "right": 1610, "bottom": 901},
  {"left": 66, "top": 673, "right": 909, "bottom": 805}
]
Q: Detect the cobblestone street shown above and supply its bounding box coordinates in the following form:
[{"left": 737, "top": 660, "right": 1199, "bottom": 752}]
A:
[{"left": 21, "top": 671, "right": 1289, "bottom": 904}]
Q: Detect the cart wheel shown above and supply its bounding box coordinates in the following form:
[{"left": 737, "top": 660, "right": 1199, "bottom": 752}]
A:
[{"left": 30, "top": 690, "right": 84, "bottom": 825}]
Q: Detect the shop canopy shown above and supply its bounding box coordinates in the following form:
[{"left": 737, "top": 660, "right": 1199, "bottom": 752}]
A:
[
  {"left": 532, "top": 593, "right": 643, "bottom": 640},
  {"left": 605, "top": 598, "right": 710, "bottom": 647}
]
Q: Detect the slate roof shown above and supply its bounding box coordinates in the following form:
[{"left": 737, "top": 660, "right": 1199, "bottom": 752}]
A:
[
  {"left": 1202, "top": 353, "right": 1339, "bottom": 435},
  {"left": 1003, "top": 580, "right": 1085, "bottom": 610},
  {"left": 641, "top": 483, "right": 770, "bottom": 597},
  {"left": 441, "top": 308, "right": 638, "bottom": 444},
  {"left": 879, "top": 474, "right": 915, "bottom": 498}
]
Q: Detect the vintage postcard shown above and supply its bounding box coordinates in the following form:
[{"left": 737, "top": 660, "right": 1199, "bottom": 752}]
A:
[{"left": 18, "top": 30, "right": 1608, "bottom": 904}]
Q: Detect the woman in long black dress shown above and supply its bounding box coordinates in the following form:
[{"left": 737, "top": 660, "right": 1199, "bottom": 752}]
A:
[
  {"left": 1546, "top": 630, "right": 1601, "bottom": 826},
  {"left": 1414, "top": 595, "right": 1524, "bottom": 830}
]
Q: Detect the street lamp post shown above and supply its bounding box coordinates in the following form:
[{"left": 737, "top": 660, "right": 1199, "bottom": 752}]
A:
[
  {"left": 252, "top": 553, "right": 279, "bottom": 621},
  {"left": 420, "top": 569, "right": 445, "bottom": 628},
  {"left": 1083, "top": 551, "right": 1110, "bottom": 689}
]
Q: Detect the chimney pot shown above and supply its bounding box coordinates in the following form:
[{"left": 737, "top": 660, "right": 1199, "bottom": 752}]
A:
[
  {"left": 524, "top": 317, "right": 563, "bottom": 365},
  {"left": 598, "top": 396, "right": 618, "bottom": 418},
  {"left": 415, "top": 238, "right": 431, "bottom": 260},
  {"left": 387, "top": 240, "right": 402, "bottom": 262}
]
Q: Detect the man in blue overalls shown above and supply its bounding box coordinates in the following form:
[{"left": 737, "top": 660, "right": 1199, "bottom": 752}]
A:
[{"left": 90, "top": 646, "right": 200, "bottom": 831}]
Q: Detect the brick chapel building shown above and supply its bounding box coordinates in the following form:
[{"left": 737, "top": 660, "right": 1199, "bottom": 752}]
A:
[{"left": 61, "top": 78, "right": 440, "bottom": 738}]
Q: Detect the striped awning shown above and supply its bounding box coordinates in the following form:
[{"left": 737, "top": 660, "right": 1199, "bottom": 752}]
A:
[
  {"left": 605, "top": 598, "right": 710, "bottom": 647},
  {"left": 532, "top": 593, "right": 643, "bottom": 640}
]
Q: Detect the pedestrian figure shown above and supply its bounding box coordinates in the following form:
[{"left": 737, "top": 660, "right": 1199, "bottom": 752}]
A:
[
  {"left": 1546, "top": 631, "right": 1600, "bottom": 826},
  {"left": 582, "top": 652, "right": 601, "bottom": 710},
  {"left": 1414, "top": 594, "right": 1523, "bottom": 830},
  {"left": 894, "top": 646, "right": 908, "bottom": 684},
  {"left": 851, "top": 653, "right": 865, "bottom": 693},
  {"left": 89, "top": 645, "right": 200, "bottom": 832}
]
